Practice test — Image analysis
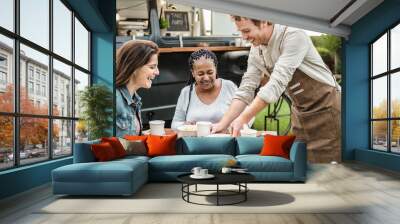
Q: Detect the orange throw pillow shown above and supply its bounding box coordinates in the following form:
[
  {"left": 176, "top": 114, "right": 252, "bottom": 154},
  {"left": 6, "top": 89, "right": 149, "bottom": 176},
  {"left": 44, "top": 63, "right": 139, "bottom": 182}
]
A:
[
  {"left": 101, "top": 137, "right": 126, "bottom": 158},
  {"left": 124, "top": 135, "right": 148, "bottom": 142},
  {"left": 91, "top": 142, "right": 117, "bottom": 161},
  {"left": 146, "top": 134, "right": 177, "bottom": 157},
  {"left": 260, "top": 135, "right": 296, "bottom": 159}
]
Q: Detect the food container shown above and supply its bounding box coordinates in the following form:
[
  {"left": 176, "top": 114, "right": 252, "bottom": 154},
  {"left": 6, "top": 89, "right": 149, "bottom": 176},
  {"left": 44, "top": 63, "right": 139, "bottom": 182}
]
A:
[{"left": 176, "top": 125, "right": 197, "bottom": 138}]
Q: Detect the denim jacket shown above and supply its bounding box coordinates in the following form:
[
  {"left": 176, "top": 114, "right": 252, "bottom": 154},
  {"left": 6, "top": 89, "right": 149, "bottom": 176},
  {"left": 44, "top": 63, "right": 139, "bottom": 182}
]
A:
[{"left": 116, "top": 86, "right": 142, "bottom": 137}]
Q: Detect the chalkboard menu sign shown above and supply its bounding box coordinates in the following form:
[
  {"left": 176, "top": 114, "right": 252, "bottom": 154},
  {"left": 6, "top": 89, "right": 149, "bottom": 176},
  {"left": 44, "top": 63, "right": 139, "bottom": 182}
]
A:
[{"left": 165, "top": 11, "right": 190, "bottom": 31}]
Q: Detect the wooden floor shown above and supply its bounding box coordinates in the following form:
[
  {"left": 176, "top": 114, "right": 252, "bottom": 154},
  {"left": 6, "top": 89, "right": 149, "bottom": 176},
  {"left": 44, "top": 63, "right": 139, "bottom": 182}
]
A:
[{"left": 1, "top": 162, "right": 400, "bottom": 224}]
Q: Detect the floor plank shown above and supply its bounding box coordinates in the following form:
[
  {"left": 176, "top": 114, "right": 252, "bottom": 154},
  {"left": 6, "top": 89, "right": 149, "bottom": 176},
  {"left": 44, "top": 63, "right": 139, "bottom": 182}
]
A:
[{"left": 1, "top": 162, "right": 400, "bottom": 224}]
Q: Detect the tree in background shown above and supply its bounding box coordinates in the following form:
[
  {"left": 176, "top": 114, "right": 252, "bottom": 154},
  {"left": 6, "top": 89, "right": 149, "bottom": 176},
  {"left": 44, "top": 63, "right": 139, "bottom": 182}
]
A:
[
  {"left": 0, "top": 85, "right": 59, "bottom": 151},
  {"left": 311, "top": 34, "right": 342, "bottom": 81},
  {"left": 372, "top": 99, "right": 400, "bottom": 143}
]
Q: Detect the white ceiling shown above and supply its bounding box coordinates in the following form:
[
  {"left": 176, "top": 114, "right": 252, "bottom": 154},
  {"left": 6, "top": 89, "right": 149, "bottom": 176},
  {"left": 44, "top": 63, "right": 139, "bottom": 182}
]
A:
[
  {"left": 171, "top": 0, "right": 384, "bottom": 37},
  {"left": 117, "top": 0, "right": 148, "bottom": 20},
  {"left": 116, "top": 0, "right": 384, "bottom": 37}
]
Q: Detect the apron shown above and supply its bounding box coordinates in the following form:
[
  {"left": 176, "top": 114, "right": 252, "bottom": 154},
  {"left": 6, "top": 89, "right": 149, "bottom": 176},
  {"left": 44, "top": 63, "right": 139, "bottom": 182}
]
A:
[{"left": 261, "top": 27, "right": 341, "bottom": 163}]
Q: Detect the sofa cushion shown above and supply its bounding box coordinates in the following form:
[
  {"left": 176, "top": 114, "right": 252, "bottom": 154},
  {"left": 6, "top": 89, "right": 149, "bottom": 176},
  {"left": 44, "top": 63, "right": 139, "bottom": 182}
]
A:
[
  {"left": 74, "top": 139, "right": 101, "bottom": 163},
  {"left": 119, "top": 138, "right": 147, "bottom": 156},
  {"left": 148, "top": 154, "right": 235, "bottom": 172},
  {"left": 147, "top": 134, "right": 177, "bottom": 157},
  {"left": 236, "top": 155, "right": 293, "bottom": 172},
  {"left": 101, "top": 137, "right": 127, "bottom": 158},
  {"left": 260, "top": 135, "right": 296, "bottom": 159},
  {"left": 52, "top": 158, "right": 147, "bottom": 183},
  {"left": 236, "top": 137, "right": 263, "bottom": 155},
  {"left": 91, "top": 142, "right": 118, "bottom": 161},
  {"left": 177, "top": 137, "right": 236, "bottom": 155}
]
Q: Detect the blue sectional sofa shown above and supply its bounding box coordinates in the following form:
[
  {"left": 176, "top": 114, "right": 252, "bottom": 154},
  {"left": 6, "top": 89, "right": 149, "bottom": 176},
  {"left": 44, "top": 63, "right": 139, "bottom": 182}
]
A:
[{"left": 52, "top": 137, "right": 307, "bottom": 196}]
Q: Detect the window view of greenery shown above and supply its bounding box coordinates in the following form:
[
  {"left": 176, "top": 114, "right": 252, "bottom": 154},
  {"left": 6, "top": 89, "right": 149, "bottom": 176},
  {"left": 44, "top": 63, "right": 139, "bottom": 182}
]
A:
[
  {"left": 371, "top": 23, "right": 400, "bottom": 153},
  {"left": 0, "top": 0, "right": 91, "bottom": 170}
]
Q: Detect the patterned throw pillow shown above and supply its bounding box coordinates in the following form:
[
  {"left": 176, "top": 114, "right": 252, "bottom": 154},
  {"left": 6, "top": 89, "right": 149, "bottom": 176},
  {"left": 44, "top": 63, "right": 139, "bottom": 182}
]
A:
[{"left": 119, "top": 138, "right": 147, "bottom": 156}]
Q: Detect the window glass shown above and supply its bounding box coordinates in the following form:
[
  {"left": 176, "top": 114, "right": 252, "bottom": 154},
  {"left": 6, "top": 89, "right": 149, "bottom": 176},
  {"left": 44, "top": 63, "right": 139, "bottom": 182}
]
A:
[
  {"left": 19, "top": 117, "right": 49, "bottom": 165},
  {"left": 74, "top": 69, "right": 89, "bottom": 118},
  {"left": 75, "top": 120, "right": 88, "bottom": 142},
  {"left": 391, "top": 72, "right": 400, "bottom": 118},
  {"left": 391, "top": 24, "right": 400, "bottom": 70},
  {"left": 0, "top": 116, "right": 13, "bottom": 170},
  {"left": 53, "top": 59, "right": 72, "bottom": 116},
  {"left": 53, "top": 119, "right": 72, "bottom": 158},
  {"left": 53, "top": 0, "right": 72, "bottom": 60},
  {"left": 74, "top": 18, "right": 89, "bottom": 70},
  {"left": 372, "top": 34, "right": 387, "bottom": 76},
  {"left": 372, "top": 77, "right": 387, "bottom": 119},
  {"left": 20, "top": 44, "right": 49, "bottom": 115},
  {"left": 0, "top": 35, "right": 13, "bottom": 113},
  {"left": 372, "top": 121, "right": 388, "bottom": 151},
  {"left": 0, "top": 0, "right": 13, "bottom": 31},
  {"left": 391, "top": 120, "right": 400, "bottom": 153},
  {"left": 20, "top": 0, "right": 49, "bottom": 49}
]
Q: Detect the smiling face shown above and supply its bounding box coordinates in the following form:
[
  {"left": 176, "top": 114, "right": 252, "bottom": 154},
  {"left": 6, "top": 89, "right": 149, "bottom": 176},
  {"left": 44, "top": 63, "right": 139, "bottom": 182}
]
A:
[
  {"left": 192, "top": 56, "right": 217, "bottom": 91},
  {"left": 131, "top": 54, "right": 159, "bottom": 89},
  {"left": 234, "top": 18, "right": 273, "bottom": 46}
]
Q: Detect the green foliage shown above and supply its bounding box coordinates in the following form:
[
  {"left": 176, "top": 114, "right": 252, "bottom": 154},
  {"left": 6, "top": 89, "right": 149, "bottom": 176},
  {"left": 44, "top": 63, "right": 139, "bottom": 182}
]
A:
[
  {"left": 252, "top": 99, "right": 291, "bottom": 134},
  {"left": 159, "top": 17, "right": 169, "bottom": 29},
  {"left": 79, "top": 84, "right": 113, "bottom": 140},
  {"left": 311, "top": 34, "right": 342, "bottom": 74}
]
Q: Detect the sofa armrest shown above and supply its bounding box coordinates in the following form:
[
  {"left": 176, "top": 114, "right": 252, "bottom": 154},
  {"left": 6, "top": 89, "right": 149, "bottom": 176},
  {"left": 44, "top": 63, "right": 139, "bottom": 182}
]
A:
[
  {"left": 289, "top": 141, "right": 307, "bottom": 181},
  {"left": 73, "top": 140, "right": 100, "bottom": 163}
]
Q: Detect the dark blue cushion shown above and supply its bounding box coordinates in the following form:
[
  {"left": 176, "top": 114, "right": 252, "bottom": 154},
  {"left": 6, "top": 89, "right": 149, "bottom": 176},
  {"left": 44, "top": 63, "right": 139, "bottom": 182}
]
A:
[
  {"left": 177, "top": 137, "right": 236, "bottom": 155},
  {"left": 236, "top": 137, "right": 263, "bottom": 155}
]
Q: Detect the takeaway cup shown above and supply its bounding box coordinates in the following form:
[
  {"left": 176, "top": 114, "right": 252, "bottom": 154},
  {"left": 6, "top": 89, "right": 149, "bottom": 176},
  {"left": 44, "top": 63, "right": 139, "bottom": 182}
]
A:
[
  {"left": 149, "top": 120, "right": 165, "bottom": 135},
  {"left": 196, "top": 121, "right": 212, "bottom": 137}
]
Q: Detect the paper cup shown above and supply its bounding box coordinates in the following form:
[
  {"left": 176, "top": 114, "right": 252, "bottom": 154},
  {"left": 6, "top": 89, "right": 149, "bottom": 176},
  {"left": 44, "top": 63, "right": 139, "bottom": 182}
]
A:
[
  {"left": 196, "top": 121, "right": 212, "bottom": 137},
  {"left": 149, "top": 120, "right": 165, "bottom": 135}
]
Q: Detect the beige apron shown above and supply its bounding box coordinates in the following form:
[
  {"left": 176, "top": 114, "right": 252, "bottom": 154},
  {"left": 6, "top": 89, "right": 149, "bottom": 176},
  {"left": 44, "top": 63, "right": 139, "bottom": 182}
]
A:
[{"left": 261, "top": 27, "right": 341, "bottom": 163}]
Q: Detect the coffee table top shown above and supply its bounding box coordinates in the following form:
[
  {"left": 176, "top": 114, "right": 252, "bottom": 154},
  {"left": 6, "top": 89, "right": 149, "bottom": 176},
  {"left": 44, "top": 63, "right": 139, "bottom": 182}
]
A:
[{"left": 177, "top": 172, "right": 255, "bottom": 185}]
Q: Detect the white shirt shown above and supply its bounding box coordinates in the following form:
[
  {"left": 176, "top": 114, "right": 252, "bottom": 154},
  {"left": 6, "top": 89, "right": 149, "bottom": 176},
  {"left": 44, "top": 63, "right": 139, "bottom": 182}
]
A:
[
  {"left": 172, "top": 79, "right": 237, "bottom": 130},
  {"left": 235, "top": 24, "right": 340, "bottom": 105}
]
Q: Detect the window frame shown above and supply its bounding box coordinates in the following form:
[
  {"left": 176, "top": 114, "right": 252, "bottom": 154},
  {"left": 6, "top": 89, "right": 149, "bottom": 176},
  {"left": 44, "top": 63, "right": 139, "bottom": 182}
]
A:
[
  {"left": 0, "top": 0, "right": 92, "bottom": 171},
  {"left": 370, "top": 20, "right": 400, "bottom": 154}
]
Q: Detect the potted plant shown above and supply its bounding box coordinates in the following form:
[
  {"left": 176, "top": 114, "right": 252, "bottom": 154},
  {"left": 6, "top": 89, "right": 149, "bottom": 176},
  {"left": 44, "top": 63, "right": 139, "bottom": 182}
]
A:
[
  {"left": 159, "top": 17, "right": 169, "bottom": 36},
  {"left": 79, "top": 84, "right": 113, "bottom": 140}
]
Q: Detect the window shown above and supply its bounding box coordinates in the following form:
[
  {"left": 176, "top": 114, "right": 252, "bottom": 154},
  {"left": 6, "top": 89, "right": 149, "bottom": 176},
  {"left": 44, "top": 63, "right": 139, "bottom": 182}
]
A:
[
  {"left": 0, "top": 0, "right": 91, "bottom": 170},
  {"left": 0, "top": 54, "right": 7, "bottom": 87},
  {"left": 28, "top": 81, "right": 34, "bottom": 94},
  {"left": 0, "top": 71, "right": 7, "bottom": 86},
  {"left": 0, "top": 0, "right": 14, "bottom": 32},
  {"left": 371, "top": 23, "right": 400, "bottom": 154}
]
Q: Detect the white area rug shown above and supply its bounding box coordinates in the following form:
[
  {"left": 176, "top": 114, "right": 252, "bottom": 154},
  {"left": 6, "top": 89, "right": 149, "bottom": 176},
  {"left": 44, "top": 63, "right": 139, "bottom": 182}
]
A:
[{"left": 38, "top": 183, "right": 361, "bottom": 214}]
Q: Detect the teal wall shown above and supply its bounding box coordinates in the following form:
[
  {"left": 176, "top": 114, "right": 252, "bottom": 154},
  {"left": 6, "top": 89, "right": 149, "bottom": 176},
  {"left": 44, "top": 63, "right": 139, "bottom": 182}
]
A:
[
  {"left": 344, "top": 0, "right": 400, "bottom": 171},
  {"left": 0, "top": 0, "right": 115, "bottom": 200}
]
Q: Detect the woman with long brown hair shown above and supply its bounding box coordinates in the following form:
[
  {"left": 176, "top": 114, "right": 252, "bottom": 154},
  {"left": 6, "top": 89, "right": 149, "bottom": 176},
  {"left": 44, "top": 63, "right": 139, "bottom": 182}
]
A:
[{"left": 116, "top": 40, "right": 159, "bottom": 137}]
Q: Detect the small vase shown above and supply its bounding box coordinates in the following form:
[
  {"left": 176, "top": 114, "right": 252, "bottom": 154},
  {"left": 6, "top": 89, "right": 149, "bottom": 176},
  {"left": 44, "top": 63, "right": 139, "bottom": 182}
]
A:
[{"left": 160, "top": 28, "right": 167, "bottom": 36}]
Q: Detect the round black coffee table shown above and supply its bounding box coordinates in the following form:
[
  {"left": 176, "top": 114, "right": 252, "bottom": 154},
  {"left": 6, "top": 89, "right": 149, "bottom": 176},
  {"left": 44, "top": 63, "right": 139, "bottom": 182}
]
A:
[{"left": 177, "top": 173, "right": 255, "bottom": 206}]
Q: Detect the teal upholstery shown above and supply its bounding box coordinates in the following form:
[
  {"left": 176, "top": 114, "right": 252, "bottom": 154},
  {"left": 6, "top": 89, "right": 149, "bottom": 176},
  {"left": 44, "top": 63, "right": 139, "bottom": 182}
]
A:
[
  {"left": 52, "top": 137, "right": 307, "bottom": 195},
  {"left": 177, "top": 137, "right": 236, "bottom": 155},
  {"left": 236, "top": 155, "right": 293, "bottom": 172},
  {"left": 73, "top": 139, "right": 100, "bottom": 163},
  {"left": 236, "top": 137, "right": 263, "bottom": 155},
  {"left": 148, "top": 154, "right": 235, "bottom": 181},
  {"left": 52, "top": 157, "right": 148, "bottom": 195}
]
